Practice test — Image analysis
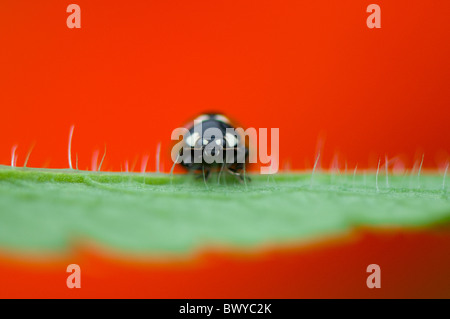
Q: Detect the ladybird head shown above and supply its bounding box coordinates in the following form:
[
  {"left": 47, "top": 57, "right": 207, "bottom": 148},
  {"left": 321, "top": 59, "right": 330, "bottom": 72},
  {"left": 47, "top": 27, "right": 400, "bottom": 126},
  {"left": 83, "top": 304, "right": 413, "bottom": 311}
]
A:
[{"left": 181, "top": 115, "right": 241, "bottom": 165}]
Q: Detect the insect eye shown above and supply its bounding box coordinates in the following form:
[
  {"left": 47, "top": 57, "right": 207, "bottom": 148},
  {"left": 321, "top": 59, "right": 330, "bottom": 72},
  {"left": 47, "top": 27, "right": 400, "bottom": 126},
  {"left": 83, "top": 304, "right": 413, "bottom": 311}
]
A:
[{"left": 224, "top": 133, "right": 238, "bottom": 147}]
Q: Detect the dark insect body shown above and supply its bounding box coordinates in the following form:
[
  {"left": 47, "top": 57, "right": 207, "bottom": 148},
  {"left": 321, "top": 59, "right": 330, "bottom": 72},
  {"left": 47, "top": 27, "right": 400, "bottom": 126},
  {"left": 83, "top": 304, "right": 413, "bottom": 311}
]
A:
[{"left": 178, "top": 113, "right": 249, "bottom": 182}]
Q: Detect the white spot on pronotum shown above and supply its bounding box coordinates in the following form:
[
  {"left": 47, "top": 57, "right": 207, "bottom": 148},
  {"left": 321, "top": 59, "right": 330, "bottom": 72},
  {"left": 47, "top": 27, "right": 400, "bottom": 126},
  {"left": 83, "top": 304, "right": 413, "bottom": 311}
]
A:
[
  {"left": 213, "top": 114, "right": 230, "bottom": 124},
  {"left": 185, "top": 132, "right": 200, "bottom": 147},
  {"left": 224, "top": 133, "right": 237, "bottom": 147},
  {"left": 202, "top": 139, "right": 208, "bottom": 146},
  {"left": 215, "top": 139, "right": 222, "bottom": 146},
  {"left": 68, "top": 125, "right": 75, "bottom": 169},
  {"left": 193, "top": 115, "right": 210, "bottom": 123},
  {"left": 11, "top": 145, "right": 18, "bottom": 167}
]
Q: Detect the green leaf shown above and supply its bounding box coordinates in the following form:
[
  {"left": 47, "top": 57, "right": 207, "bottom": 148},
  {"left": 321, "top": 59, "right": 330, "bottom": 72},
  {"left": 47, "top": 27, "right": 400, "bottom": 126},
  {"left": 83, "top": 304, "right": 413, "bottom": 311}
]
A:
[{"left": 0, "top": 165, "right": 449, "bottom": 255}]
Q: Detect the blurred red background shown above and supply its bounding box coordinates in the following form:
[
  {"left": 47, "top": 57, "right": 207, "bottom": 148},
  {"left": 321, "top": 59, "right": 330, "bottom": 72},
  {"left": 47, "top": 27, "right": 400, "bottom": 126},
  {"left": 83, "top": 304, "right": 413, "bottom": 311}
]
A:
[
  {"left": 0, "top": 1, "right": 450, "bottom": 299},
  {"left": 0, "top": 1, "right": 449, "bottom": 172},
  {"left": 1, "top": 228, "right": 450, "bottom": 298}
]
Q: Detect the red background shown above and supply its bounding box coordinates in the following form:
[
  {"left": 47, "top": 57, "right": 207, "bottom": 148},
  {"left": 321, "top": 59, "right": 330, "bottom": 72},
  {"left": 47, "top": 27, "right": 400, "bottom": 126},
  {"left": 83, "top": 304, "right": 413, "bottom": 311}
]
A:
[
  {"left": 0, "top": 1, "right": 450, "bottom": 299},
  {"left": 1, "top": 228, "right": 450, "bottom": 298},
  {"left": 0, "top": 1, "right": 449, "bottom": 171}
]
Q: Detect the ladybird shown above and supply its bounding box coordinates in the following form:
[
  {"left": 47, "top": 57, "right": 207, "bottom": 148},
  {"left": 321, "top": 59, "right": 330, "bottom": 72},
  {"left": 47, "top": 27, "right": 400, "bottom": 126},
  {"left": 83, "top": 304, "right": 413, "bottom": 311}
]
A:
[{"left": 178, "top": 113, "right": 249, "bottom": 182}]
